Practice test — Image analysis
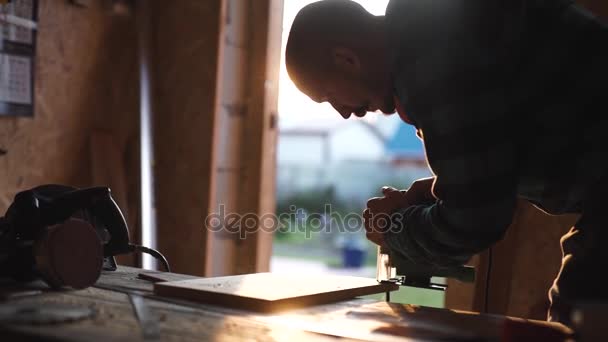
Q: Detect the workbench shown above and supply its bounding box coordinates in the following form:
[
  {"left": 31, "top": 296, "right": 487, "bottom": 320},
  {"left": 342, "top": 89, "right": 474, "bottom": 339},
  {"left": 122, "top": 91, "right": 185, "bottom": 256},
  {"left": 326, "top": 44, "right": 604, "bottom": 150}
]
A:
[{"left": 0, "top": 266, "right": 572, "bottom": 341}]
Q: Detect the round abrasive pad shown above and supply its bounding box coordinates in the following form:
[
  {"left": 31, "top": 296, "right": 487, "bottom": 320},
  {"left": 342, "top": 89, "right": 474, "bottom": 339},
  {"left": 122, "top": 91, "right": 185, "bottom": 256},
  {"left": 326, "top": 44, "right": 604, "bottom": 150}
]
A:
[{"left": 35, "top": 218, "right": 103, "bottom": 289}]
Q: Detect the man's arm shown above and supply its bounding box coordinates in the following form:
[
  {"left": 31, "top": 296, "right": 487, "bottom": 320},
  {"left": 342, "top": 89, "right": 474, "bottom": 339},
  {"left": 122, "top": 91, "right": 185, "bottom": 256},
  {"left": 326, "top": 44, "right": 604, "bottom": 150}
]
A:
[
  {"left": 384, "top": 86, "right": 520, "bottom": 268},
  {"left": 380, "top": 0, "right": 528, "bottom": 267}
]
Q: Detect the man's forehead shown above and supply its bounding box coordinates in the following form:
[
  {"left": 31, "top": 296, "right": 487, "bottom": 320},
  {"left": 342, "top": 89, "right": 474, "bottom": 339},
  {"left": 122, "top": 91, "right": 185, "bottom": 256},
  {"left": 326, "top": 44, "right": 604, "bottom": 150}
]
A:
[{"left": 292, "top": 70, "right": 326, "bottom": 102}]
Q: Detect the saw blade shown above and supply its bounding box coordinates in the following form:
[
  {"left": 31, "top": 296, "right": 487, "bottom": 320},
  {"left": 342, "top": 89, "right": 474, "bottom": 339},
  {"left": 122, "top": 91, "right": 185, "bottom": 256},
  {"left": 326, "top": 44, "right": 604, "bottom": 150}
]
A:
[{"left": 376, "top": 246, "right": 396, "bottom": 282}]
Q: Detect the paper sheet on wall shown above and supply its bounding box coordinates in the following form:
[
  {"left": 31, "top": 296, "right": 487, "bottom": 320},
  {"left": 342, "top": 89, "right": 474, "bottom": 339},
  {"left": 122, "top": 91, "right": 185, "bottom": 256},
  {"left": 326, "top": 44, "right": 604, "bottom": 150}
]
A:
[
  {"left": 1, "top": 0, "right": 34, "bottom": 44},
  {"left": 0, "top": 53, "right": 31, "bottom": 105}
]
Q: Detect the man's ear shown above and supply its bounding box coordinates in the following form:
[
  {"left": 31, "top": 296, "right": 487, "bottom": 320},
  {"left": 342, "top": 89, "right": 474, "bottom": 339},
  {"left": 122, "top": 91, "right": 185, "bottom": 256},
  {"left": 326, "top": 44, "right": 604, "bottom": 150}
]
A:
[{"left": 331, "top": 47, "right": 361, "bottom": 74}]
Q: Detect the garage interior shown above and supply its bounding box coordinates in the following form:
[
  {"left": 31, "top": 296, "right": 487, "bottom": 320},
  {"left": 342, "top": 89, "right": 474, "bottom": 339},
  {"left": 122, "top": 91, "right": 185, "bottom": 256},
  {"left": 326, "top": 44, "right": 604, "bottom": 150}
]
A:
[{"left": 0, "top": 0, "right": 606, "bottom": 340}]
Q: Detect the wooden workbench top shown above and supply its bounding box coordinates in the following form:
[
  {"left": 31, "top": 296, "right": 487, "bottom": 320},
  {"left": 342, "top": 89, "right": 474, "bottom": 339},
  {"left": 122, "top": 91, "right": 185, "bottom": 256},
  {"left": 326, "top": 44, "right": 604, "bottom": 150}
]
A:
[{"left": 0, "top": 266, "right": 572, "bottom": 341}]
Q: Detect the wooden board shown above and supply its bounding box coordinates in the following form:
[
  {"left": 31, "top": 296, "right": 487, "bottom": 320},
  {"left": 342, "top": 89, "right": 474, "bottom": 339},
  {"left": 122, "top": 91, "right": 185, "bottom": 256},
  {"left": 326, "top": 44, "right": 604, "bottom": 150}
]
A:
[
  {"left": 154, "top": 272, "right": 399, "bottom": 313},
  {"left": 138, "top": 271, "right": 198, "bottom": 283}
]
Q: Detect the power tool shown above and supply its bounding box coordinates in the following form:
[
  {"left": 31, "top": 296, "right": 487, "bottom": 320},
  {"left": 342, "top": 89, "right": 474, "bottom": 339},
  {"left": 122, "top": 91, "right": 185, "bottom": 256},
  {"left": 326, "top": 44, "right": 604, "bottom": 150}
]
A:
[
  {"left": 376, "top": 246, "right": 475, "bottom": 291},
  {"left": 0, "top": 184, "right": 169, "bottom": 289}
]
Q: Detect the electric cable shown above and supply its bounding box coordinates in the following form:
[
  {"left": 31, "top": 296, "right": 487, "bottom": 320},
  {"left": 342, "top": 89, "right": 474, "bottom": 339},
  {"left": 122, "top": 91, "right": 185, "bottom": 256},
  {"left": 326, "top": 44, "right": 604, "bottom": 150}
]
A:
[{"left": 129, "top": 244, "right": 171, "bottom": 273}]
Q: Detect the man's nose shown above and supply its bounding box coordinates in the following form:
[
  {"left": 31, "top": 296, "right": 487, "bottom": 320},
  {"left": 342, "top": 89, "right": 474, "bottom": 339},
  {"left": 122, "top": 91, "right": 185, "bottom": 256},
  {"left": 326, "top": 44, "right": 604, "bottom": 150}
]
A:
[{"left": 330, "top": 102, "right": 351, "bottom": 119}]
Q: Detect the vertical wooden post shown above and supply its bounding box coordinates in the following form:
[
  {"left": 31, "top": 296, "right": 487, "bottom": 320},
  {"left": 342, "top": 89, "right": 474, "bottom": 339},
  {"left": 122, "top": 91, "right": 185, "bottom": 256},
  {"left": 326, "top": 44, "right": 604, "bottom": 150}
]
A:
[
  {"left": 152, "top": 0, "right": 224, "bottom": 276},
  {"left": 234, "top": 0, "right": 283, "bottom": 274},
  {"left": 206, "top": 0, "right": 283, "bottom": 276}
]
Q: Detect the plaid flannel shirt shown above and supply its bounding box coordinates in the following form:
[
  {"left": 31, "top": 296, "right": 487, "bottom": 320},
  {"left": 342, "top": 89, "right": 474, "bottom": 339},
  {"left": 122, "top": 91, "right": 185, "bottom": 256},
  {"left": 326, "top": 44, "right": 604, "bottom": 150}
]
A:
[{"left": 383, "top": 0, "right": 608, "bottom": 267}]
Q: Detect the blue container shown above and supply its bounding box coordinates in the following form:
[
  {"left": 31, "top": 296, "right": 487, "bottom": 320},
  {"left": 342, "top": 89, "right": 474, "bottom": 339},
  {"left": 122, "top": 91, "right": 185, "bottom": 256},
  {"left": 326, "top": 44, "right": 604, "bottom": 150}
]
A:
[{"left": 342, "top": 247, "right": 366, "bottom": 268}]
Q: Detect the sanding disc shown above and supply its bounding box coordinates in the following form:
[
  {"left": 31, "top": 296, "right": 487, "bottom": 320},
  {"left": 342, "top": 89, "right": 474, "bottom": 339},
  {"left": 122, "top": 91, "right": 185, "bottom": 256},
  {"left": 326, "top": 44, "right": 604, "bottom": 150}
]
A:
[
  {"left": 0, "top": 303, "right": 94, "bottom": 325},
  {"left": 35, "top": 218, "right": 104, "bottom": 289}
]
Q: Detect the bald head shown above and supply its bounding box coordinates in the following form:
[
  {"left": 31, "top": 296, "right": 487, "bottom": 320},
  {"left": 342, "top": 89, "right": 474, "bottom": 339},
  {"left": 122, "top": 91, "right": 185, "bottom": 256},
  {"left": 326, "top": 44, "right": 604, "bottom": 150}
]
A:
[
  {"left": 286, "top": 0, "right": 373, "bottom": 96},
  {"left": 285, "top": 0, "right": 395, "bottom": 119}
]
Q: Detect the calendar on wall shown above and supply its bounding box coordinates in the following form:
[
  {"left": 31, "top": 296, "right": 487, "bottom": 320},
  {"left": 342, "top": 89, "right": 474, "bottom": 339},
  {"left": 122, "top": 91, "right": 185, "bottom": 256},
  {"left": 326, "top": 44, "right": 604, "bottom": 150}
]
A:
[{"left": 0, "top": 0, "right": 38, "bottom": 117}]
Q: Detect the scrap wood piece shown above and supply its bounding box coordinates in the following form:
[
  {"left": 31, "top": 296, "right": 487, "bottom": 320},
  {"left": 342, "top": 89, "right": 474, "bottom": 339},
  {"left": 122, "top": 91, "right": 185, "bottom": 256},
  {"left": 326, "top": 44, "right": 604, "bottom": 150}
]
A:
[
  {"left": 138, "top": 271, "right": 198, "bottom": 283},
  {"left": 154, "top": 272, "right": 398, "bottom": 313}
]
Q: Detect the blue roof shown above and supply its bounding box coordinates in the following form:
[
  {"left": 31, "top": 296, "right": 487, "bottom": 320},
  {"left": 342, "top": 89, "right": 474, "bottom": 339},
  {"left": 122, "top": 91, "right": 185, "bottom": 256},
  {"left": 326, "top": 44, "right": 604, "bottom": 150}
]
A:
[{"left": 385, "top": 122, "right": 425, "bottom": 157}]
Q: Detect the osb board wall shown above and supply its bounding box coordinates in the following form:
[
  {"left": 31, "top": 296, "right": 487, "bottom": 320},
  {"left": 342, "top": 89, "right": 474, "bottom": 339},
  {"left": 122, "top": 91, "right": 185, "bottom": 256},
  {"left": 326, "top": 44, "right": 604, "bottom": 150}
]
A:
[
  {"left": 471, "top": 201, "right": 577, "bottom": 319},
  {"left": 448, "top": 202, "right": 577, "bottom": 318},
  {"left": 505, "top": 204, "right": 578, "bottom": 319},
  {"left": 0, "top": 1, "right": 139, "bottom": 254},
  {"left": 444, "top": 257, "right": 478, "bottom": 311},
  {"left": 151, "top": 0, "right": 223, "bottom": 276}
]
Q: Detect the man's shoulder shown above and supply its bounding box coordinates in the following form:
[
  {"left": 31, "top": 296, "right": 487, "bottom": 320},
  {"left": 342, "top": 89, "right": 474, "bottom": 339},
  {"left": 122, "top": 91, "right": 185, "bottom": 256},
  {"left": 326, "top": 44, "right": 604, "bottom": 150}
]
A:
[
  {"left": 387, "top": 0, "right": 528, "bottom": 105},
  {"left": 385, "top": 0, "right": 526, "bottom": 47}
]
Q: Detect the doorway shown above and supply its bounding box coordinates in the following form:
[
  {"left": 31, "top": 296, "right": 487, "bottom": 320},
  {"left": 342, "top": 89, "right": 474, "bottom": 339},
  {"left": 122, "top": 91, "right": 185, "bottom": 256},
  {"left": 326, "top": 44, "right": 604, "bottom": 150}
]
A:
[{"left": 271, "top": 0, "right": 442, "bottom": 308}]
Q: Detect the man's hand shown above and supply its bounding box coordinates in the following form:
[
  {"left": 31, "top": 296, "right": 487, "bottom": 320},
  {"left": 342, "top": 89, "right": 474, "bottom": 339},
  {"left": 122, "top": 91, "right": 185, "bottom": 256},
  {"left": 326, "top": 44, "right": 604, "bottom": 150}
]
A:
[
  {"left": 363, "top": 177, "right": 435, "bottom": 247},
  {"left": 363, "top": 186, "right": 406, "bottom": 248},
  {"left": 401, "top": 177, "right": 436, "bottom": 205}
]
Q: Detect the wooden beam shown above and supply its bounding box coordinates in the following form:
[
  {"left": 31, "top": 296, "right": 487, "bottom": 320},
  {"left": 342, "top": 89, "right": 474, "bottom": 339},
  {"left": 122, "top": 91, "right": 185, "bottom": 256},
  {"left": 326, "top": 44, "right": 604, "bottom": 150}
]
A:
[
  {"left": 152, "top": 0, "right": 224, "bottom": 275},
  {"left": 234, "top": 0, "right": 283, "bottom": 274},
  {"left": 205, "top": 0, "right": 283, "bottom": 276}
]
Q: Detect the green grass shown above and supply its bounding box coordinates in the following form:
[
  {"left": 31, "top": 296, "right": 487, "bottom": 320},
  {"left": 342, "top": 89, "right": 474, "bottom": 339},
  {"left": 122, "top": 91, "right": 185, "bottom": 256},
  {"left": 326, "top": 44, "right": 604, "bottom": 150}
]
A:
[
  {"left": 272, "top": 241, "right": 341, "bottom": 265},
  {"left": 278, "top": 252, "right": 340, "bottom": 265}
]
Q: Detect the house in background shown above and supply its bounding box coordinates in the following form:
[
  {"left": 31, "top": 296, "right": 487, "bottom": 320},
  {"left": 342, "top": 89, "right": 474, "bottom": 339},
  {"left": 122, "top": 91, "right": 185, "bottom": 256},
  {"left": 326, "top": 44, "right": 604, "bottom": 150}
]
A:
[
  {"left": 277, "top": 114, "right": 431, "bottom": 204},
  {"left": 385, "top": 122, "right": 429, "bottom": 168}
]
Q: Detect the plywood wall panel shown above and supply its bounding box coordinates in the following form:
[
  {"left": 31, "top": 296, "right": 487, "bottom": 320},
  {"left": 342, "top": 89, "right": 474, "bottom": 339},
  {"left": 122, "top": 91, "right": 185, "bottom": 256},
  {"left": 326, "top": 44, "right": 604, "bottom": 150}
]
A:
[
  {"left": 468, "top": 203, "right": 579, "bottom": 319},
  {"left": 0, "top": 1, "right": 139, "bottom": 261},
  {"left": 507, "top": 206, "right": 578, "bottom": 319}
]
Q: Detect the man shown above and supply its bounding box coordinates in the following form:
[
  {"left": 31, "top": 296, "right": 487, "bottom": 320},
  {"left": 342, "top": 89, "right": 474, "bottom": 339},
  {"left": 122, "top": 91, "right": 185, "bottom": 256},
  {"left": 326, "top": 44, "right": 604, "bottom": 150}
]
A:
[{"left": 285, "top": 0, "right": 607, "bottom": 326}]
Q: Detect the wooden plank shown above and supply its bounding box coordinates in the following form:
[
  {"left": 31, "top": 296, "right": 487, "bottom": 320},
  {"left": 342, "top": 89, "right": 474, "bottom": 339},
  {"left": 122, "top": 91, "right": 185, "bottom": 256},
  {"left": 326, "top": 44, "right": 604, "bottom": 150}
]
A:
[
  {"left": 154, "top": 272, "right": 398, "bottom": 313},
  {"left": 137, "top": 270, "right": 197, "bottom": 283}
]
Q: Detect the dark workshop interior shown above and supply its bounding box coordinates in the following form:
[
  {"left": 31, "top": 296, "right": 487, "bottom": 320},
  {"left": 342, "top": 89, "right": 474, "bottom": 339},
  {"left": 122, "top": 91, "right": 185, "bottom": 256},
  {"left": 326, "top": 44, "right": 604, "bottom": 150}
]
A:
[{"left": 0, "top": 0, "right": 606, "bottom": 341}]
